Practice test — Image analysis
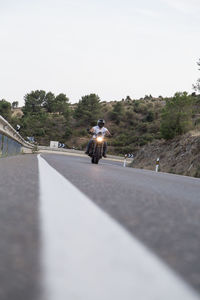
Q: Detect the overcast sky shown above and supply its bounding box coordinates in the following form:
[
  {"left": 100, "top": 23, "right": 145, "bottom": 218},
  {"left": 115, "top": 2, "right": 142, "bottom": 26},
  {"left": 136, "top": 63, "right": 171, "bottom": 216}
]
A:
[{"left": 0, "top": 0, "right": 200, "bottom": 105}]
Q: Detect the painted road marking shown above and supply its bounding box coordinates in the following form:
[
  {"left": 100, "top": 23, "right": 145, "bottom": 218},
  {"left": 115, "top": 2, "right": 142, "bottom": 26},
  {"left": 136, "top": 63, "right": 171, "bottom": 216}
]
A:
[{"left": 38, "top": 154, "right": 200, "bottom": 300}]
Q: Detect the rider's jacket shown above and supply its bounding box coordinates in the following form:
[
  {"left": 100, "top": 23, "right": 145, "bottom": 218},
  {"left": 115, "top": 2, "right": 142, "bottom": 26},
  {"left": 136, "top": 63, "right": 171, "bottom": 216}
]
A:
[{"left": 92, "top": 126, "right": 108, "bottom": 138}]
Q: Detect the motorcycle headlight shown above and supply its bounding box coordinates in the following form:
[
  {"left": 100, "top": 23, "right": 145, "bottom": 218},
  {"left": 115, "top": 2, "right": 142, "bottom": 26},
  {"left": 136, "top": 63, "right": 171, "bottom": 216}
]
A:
[{"left": 97, "top": 137, "right": 103, "bottom": 142}]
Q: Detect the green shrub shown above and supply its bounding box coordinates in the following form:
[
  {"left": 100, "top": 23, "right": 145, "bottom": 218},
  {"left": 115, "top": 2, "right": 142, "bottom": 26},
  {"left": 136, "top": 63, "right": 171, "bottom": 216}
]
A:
[
  {"left": 160, "top": 92, "right": 193, "bottom": 139},
  {"left": 145, "top": 111, "right": 154, "bottom": 122},
  {"left": 194, "top": 166, "right": 200, "bottom": 178}
]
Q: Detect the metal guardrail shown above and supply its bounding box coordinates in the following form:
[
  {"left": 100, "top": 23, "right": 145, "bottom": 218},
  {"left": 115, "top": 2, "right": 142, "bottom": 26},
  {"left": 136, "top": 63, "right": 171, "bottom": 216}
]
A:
[{"left": 0, "top": 115, "right": 33, "bottom": 150}]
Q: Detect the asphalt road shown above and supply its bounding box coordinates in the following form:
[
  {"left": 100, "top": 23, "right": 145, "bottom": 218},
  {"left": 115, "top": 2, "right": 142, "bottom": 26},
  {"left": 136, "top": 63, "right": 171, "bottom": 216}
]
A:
[
  {"left": 0, "top": 153, "right": 200, "bottom": 299},
  {"left": 43, "top": 154, "right": 200, "bottom": 291},
  {"left": 0, "top": 155, "right": 40, "bottom": 300}
]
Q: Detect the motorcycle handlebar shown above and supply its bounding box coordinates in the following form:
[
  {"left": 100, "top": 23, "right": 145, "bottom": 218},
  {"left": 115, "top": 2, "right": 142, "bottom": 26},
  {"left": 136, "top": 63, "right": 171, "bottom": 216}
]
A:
[{"left": 86, "top": 129, "right": 112, "bottom": 137}]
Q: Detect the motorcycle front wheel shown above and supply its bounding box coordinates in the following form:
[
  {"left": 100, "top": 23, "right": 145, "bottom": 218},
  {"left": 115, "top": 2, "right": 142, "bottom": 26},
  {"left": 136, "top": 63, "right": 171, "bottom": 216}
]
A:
[
  {"left": 91, "top": 156, "right": 99, "bottom": 164},
  {"left": 94, "top": 156, "right": 99, "bottom": 164}
]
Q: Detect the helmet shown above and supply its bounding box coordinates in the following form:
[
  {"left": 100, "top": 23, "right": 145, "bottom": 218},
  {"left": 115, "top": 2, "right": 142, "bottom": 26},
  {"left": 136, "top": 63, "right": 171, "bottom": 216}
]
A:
[{"left": 97, "top": 119, "right": 105, "bottom": 128}]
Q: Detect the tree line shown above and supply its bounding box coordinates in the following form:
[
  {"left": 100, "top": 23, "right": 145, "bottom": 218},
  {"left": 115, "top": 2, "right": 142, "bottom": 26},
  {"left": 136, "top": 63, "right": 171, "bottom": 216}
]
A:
[{"left": 0, "top": 59, "right": 199, "bottom": 153}]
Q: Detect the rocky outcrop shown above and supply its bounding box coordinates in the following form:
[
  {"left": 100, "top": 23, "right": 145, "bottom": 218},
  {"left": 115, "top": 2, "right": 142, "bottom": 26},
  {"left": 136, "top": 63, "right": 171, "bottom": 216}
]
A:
[{"left": 130, "top": 132, "right": 200, "bottom": 178}]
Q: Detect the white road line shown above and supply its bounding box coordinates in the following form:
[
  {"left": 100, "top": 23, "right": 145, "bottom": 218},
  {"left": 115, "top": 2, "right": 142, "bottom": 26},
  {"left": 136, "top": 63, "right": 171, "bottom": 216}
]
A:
[{"left": 38, "top": 154, "right": 200, "bottom": 300}]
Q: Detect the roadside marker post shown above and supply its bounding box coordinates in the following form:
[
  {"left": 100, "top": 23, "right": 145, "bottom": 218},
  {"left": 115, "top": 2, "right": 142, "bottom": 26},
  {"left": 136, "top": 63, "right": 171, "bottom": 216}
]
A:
[
  {"left": 123, "top": 154, "right": 134, "bottom": 167},
  {"left": 155, "top": 158, "right": 160, "bottom": 172},
  {"left": 123, "top": 154, "right": 127, "bottom": 167}
]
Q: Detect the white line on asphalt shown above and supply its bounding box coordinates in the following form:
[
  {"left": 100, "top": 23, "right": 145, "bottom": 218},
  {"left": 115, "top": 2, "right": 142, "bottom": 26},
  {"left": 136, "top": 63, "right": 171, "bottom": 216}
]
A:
[{"left": 38, "top": 154, "right": 200, "bottom": 300}]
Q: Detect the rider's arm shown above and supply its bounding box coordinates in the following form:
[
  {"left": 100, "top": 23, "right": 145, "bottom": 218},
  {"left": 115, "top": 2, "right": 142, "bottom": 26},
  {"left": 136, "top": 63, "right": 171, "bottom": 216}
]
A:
[
  {"left": 87, "top": 127, "right": 95, "bottom": 134},
  {"left": 105, "top": 129, "right": 112, "bottom": 136},
  {"left": 90, "top": 127, "right": 95, "bottom": 133}
]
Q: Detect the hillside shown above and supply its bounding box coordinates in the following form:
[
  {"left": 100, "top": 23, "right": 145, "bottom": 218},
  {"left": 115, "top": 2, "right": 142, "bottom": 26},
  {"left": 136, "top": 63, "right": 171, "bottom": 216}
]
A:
[
  {"left": 9, "top": 95, "right": 166, "bottom": 153},
  {"left": 129, "top": 131, "right": 200, "bottom": 178},
  {"left": 61, "top": 97, "right": 165, "bottom": 153},
  {"left": 1, "top": 90, "right": 200, "bottom": 177}
]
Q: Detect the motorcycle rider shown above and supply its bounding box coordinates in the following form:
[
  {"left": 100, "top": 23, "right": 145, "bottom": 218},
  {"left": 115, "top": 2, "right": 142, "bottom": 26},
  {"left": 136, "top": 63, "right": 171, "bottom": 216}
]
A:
[{"left": 85, "top": 119, "right": 111, "bottom": 158}]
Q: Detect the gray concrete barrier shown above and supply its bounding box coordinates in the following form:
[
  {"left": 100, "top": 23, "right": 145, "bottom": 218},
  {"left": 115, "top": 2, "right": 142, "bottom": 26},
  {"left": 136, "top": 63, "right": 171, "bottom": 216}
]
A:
[{"left": 0, "top": 115, "right": 34, "bottom": 157}]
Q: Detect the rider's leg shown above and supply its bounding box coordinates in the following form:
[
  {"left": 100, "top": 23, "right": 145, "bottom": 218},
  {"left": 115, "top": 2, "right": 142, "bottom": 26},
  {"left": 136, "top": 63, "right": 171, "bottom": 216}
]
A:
[
  {"left": 103, "top": 141, "right": 107, "bottom": 157},
  {"left": 85, "top": 139, "right": 93, "bottom": 154}
]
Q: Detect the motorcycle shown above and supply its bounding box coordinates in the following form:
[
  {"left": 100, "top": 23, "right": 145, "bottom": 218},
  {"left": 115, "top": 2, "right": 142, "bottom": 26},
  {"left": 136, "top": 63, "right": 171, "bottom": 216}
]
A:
[{"left": 89, "top": 132, "right": 105, "bottom": 164}]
